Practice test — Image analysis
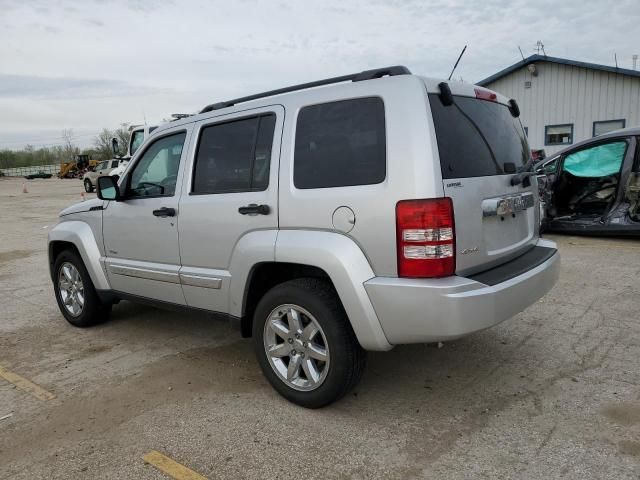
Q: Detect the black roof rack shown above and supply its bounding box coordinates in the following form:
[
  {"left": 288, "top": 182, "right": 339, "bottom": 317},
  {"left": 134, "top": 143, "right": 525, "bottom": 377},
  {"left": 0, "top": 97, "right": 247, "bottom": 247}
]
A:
[{"left": 199, "top": 65, "right": 411, "bottom": 114}]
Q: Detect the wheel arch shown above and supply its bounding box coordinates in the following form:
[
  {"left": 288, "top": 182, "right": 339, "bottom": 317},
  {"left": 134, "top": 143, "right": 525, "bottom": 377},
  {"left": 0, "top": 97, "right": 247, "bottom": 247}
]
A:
[
  {"left": 231, "top": 230, "right": 391, "bottom": 351},
  {"left": 48, "top": 221, "right": 110, "bottom": 291}
]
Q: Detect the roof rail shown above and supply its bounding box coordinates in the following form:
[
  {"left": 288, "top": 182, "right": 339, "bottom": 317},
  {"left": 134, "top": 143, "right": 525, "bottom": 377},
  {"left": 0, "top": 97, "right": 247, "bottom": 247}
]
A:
[{"left": 199, "top": 65, "right": 411, "bottom": 114}]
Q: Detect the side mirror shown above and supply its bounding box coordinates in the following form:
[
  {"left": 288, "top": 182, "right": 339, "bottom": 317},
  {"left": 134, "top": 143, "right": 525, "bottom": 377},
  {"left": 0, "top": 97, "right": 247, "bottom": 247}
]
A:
[
  {"left": 97, "top": 175, "right": 121, "bottom": 201},
  {"left": 111, "top": 138, "right": 121, "bottom": 157}
]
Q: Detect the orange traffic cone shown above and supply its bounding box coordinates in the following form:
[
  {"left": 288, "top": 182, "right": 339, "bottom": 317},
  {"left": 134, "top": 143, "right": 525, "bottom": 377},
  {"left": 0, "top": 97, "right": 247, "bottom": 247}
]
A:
[{"left": 22, "top": 183, "right": 28, "bottom": 194}]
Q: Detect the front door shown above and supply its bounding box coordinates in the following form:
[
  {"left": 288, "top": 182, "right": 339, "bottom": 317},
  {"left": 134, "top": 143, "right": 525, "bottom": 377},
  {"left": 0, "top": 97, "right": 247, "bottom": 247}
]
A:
[
  {"left": 102, "top": 128, "right": 191, "bottom": 304},
  {"left": 177, "top": 106, "right": 283, "bottom": 313}
]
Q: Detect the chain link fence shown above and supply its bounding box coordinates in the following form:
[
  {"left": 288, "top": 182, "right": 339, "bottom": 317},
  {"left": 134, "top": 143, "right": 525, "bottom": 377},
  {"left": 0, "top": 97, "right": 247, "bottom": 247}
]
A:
[{"left": 1, "top": 164, "right": 59, "bottom": 177}]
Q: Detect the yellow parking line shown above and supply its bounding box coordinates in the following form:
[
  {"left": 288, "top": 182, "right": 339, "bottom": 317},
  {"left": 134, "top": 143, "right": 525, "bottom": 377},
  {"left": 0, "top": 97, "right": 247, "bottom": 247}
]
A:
[
  {"left": 0, "top": 364, "right": 55, "bottom": 401},
  {"left": 143, "top": 451, "right": 208, "bottom": 480}
]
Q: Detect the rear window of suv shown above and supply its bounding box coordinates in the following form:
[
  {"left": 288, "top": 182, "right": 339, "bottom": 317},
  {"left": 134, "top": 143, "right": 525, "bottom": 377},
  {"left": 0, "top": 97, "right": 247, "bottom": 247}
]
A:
[
  {"left": 294, "top": 97, "right": 386, "bottom": 189},
  {"left": 428, "top": 94, "right": 529, "bottom": 179}
]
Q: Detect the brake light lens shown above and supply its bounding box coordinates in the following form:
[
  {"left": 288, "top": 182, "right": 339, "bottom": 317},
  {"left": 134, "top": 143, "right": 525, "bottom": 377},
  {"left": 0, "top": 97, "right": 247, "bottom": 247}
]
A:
[
  {"left": 396, "top": 198, "right": 455, "bottom": 278},
  {"left": 474, "top": 87, "right": 497, "bottom": 102}
]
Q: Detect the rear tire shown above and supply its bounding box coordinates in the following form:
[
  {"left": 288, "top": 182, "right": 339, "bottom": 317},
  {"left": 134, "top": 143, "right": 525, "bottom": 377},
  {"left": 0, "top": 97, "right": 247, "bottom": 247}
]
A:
[
  {"left": 53, "top": 249, "right": 111, "bottom": 327},
  {"left": 253, "top": 278, "right": 367, "bottom": 408},
  {"left": 84, "top": 179, "right": 93, "bottom": 192}
]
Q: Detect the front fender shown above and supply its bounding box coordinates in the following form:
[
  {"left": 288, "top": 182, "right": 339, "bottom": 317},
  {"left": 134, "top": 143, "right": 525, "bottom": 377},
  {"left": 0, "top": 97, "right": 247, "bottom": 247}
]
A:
[
  {"left": 274, "top": 231, "right": 391, "bottom": 351},
  {"left": 48, "top": 220, "right": 110, "bottom": 291}
]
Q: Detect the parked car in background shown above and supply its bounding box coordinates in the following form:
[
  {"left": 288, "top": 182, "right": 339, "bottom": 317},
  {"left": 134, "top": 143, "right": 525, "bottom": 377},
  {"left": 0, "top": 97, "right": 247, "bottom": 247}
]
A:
[
  {"left": 82, "top": 159, "right": 120, "bottom": 192},
  {"left": 537, "top": 127, "right": 640, "bottom": 235},
  {"left": 24, "top": 170, "right": 53, "bottom": 179},
  {"left": 48, "top": 66, "right": 559, "bottom": 408}
]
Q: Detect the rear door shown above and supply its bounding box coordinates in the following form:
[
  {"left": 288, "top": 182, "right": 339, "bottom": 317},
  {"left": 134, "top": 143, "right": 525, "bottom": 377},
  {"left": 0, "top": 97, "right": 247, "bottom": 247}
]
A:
[
  {"left": 428, "top": 91, "right": 537, "bottom": 275},
  {"left": 177, "top": 106, "right": 282, "bottom": 313}
]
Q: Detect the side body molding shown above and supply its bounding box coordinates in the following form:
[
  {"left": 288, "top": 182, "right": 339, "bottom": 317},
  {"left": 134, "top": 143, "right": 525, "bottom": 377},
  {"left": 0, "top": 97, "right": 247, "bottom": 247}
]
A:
[
  {"left": 48, "top": 220, "right": 111, "bottom": 291},
  {"left": 273, "top": 230, "right": 392, "bottom": 351}
]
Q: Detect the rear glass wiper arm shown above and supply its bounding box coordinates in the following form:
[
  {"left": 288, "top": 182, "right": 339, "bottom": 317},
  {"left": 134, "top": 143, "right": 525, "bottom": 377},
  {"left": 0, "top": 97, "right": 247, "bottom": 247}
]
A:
[{"left": 510, "top": 158, "right": 537, "bottom": 186}]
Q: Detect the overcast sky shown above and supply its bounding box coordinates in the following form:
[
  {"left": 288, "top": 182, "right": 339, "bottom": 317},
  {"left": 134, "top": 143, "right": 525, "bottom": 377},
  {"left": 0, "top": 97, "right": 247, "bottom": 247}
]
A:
[{"left": 1, "top": 0, "right": 638, "bottom": 149}]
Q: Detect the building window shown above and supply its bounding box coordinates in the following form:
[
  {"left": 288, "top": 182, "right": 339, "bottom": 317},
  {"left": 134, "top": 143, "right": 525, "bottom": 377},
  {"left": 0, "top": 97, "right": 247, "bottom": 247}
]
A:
[
  {"left": 593, "top": 119, "right": 625, "bottom": 137},
  {"left": 545, "top": 124, "right": 573, "bottom": 146}
]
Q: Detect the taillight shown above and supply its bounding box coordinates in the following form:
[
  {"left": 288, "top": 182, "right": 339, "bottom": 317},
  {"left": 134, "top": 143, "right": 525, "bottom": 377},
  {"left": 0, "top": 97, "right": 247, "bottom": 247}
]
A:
[{"left": 396, "top": 198, "right": 455, "bottom": 278}]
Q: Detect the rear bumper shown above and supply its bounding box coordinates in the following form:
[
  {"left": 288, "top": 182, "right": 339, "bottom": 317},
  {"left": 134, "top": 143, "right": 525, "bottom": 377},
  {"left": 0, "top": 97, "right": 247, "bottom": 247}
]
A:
[{"left": 364, "top": 239, "right": 560, "bottom": 345}]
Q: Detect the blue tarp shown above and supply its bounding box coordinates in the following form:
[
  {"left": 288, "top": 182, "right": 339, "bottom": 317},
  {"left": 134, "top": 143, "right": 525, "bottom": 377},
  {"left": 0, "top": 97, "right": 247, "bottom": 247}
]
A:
[{"left": 563, "top": 141, "right": 626, "bottom": 177}]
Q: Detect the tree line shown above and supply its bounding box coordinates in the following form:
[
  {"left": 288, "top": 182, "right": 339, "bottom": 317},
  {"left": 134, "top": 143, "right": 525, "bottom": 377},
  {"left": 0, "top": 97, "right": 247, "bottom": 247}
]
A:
[{"left": 0, "top": 125, "right": 132, "bottom": 170}]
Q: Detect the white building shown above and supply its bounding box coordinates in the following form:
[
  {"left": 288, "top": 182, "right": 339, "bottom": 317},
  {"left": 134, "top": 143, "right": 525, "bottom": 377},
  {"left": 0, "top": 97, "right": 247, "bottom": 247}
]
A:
[{"left": 478, "top": 55, "right": 640, "bottom": 155}]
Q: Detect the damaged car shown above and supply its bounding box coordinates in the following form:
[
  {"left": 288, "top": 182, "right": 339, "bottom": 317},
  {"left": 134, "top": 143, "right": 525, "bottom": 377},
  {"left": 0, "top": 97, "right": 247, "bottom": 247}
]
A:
[{"left": 536, "top": 127, "right": 640, "bottom": 235}]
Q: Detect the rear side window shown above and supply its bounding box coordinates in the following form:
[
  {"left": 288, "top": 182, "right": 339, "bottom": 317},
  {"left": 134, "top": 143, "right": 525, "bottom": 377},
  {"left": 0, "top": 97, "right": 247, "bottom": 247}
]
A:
[
  {"left": 192, "top": 114, "right": 276, "bottom": 194},
  {"left": 294, "top": 97, "right": 386, "bottom": 189},
  {"left": 428, "top": 94, "right": 529, "bottom": 179}
]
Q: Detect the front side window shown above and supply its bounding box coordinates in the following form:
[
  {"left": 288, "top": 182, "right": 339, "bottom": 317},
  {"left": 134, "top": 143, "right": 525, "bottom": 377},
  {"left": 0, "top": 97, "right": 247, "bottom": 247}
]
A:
[
  {"left": 130, "top": 130, "right": 145, "bottom": 156},
  {"left": 110, "top": 160, "right": 119, "bottom": 168},
  {"left": 545, "top": 124, "right": 573, "bottom": 145},
  {"left": 562, "top": 141, "right": 627, "bottom": 178},
  {"left": 128, "top": 132, "right": 186, "bottom": 197},
  {"left": 542, "top": 158, "right": 558, "bottom": 175},
  {"left": 593, "top": 119, "right": 625, "bottom": 137},
  {"left": 192, "top": 114, "right": 276, "bottom": 194},
  {"left": 294, "top": 97, "right": 386, "bottom": 189}
]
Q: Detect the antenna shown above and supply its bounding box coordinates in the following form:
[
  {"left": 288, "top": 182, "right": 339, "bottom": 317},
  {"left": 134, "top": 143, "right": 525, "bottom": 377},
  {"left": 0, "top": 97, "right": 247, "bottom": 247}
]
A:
[
  {"left": 535, "top": 40, "right": 546, "bottom": 56},
  {"left": 448, "top": 45, "right": 467, "bottom": 81},
  {"left": 518, "top": 46, "right": 526, "bottom": 61},
  {"left": 615, "top": 53, "right": 618, "bottom": 68},
  {"left": 633, "top": 54, "right": 638, "bottom": 70}
]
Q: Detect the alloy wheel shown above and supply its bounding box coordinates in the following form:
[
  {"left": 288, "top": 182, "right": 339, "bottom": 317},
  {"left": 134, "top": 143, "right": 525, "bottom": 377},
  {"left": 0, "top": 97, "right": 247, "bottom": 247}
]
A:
[
  {"left": 263, "top": 304, "right": 330, "bottom": 391},
  {"left": 58, "top": 262, "right": 85, "bottom": 317}
]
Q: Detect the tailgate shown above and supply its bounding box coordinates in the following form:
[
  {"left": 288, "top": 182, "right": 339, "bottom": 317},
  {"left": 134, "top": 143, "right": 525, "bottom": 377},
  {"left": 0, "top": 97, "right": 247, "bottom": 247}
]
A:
[{"left": 428, "top": 91, "right": 538, "bottom": 275}]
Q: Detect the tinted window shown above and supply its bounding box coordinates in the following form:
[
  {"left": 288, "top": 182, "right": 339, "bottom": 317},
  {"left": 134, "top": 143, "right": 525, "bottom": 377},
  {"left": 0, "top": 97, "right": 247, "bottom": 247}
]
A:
[
  {"left": 428, "top": 94, "right": 529, "bottom": 179},
  {"left": 192, "top": 114, "right": 276, "bottom": 194},
  {"left": 111, "top": 160, "right": 119, "bottom": 168},
  {"left": 128, "top": 132, "right": 186, "bottom": 197},
  {"left": 294, "top": 97, "right": 386, "bottom": 189}
]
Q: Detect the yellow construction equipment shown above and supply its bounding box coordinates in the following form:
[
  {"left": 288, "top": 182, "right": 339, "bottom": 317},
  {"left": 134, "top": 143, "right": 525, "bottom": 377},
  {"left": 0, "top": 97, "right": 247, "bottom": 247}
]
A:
[{"left": 58, "top": 155, "right": 98, "bottom": 178}]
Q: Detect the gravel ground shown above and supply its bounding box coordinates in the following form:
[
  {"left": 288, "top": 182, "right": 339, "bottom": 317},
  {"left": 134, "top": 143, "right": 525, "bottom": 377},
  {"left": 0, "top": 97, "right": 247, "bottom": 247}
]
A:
[{"left": 0, "top": 176, "right": 639, "bottom": 479}]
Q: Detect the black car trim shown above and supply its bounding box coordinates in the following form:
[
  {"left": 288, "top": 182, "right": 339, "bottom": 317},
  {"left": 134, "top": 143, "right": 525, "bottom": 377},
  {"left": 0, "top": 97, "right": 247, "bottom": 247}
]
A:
[{"left": 469, "top": 246, "right": 557, "bottom": 286}]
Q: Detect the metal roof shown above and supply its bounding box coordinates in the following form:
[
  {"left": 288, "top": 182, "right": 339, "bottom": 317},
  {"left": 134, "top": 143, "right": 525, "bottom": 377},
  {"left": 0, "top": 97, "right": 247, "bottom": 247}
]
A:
[{"left": 478, "top": 54, "right": 640, "bottom": 86}]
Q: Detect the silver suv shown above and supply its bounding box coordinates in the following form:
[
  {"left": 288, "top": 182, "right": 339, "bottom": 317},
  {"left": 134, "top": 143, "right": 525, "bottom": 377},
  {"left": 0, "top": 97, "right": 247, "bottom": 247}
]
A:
[{"left": 48, "top": 66, "right": 559, "bottom": 408}]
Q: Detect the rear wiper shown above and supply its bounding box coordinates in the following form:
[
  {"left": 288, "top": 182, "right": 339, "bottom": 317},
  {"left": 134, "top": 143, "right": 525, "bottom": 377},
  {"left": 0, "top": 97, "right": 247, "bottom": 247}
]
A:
[{"left": 510, "top": 158, "right": 537, "bottom": 186}]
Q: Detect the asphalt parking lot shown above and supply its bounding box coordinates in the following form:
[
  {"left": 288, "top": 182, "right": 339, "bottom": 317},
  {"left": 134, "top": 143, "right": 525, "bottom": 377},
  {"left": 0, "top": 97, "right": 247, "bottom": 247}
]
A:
[{"left": 1, "top": 176, "right": 639, "bottom": 479}]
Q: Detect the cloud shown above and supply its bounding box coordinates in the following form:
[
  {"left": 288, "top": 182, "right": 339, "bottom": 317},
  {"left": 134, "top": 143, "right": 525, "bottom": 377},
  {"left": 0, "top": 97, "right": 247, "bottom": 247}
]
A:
[
  {"left": 0, "top": 74, "right": 169, "bottom": 100},
  {"left": 0, "top": 0, "right": 638, "bottom": 148}
]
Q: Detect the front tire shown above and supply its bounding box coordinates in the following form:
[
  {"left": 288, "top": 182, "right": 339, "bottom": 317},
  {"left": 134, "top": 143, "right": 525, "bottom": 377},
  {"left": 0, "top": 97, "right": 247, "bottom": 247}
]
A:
[
  {"left": 253, "top": 278, "right": 366, "bottom": 408},
  {"left": 84, "top": 179, "right": 93, "bottom": 192},
  {"left": 53, "top": 249, "right": 111, "bottom": 327}
]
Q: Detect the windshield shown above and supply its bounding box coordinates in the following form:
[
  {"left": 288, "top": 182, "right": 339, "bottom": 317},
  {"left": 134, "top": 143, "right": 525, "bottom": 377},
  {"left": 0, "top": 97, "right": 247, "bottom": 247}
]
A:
[{"left": 428, "top": 94, "right": 529, "bottom": 179}]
